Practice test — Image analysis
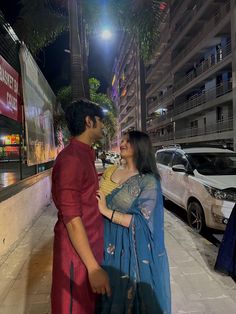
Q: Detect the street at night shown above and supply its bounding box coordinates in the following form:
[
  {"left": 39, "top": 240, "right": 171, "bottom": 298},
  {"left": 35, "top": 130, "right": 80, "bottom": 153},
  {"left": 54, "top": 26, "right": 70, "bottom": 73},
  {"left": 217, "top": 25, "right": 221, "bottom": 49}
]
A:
[{"left": 1, "top": 0, "right": 236, "bottom": 313}]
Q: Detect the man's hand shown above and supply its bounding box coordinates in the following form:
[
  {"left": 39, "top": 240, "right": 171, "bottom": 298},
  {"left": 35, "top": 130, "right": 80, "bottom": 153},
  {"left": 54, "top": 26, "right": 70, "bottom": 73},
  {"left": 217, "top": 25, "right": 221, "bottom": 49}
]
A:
[
  {"left": 88, "top": 266, "right": 111, "bottom": 296},
  {"left": 96, "top": 190, "right": 108, "bottom": 215}
]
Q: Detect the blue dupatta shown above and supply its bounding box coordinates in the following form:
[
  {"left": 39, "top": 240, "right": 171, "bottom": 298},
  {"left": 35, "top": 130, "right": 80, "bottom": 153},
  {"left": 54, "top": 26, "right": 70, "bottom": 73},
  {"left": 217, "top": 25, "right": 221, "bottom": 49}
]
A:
[{"left": 99, "top": 174, "right": 171, "bottom": 314}]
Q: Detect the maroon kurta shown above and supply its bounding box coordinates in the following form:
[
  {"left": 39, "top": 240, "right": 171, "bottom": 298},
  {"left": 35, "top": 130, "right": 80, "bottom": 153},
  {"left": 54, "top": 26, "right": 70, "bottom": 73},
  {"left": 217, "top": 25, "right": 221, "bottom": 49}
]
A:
[{"left": 51, "top": 138, "right": 104, "bottom": 314}]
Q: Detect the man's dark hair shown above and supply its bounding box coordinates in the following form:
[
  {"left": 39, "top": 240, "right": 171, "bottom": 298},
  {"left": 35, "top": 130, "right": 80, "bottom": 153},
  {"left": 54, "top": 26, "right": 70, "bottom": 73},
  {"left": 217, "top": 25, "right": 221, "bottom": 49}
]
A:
[
  {"left": 126, "top": 130, "right": 160, "bottom": 180},
  {"left": 65, "top": 98, "right": 104, "bottom": 136}
]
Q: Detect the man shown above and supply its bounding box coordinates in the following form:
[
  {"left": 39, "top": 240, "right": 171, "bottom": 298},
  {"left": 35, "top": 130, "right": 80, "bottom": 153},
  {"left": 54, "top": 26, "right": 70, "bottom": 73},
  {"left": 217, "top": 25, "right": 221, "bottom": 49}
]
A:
[
  {"left": 51, "top": 99, "right": 110, "bottom": 314},
  {"left": 100, "top": 151, "right": 107, "bottom": 168}
]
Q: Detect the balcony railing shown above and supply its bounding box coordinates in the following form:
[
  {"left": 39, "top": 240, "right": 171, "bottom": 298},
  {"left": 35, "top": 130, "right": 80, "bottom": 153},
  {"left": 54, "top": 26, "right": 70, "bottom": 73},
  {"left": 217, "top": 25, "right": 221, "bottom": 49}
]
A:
[
  {"left": 148, "top": 40, "right": 231, "bottom": 109},
  {"left": 170, "top": 0, "right": 204, "bottom": 44},
  {"left": 173, "top": 81, "right": 232, "bottom": 116},
  {"left": 119, "top": 93, "right": 136, "bottom": 116},
  {"left": 174, "top": 41, "right": 232, "bottom": 92},
  {"left": 149, "top": 117, "right": 233, "bottom": 143},
  {"left": 121, "top": 117, "right": 136, "bottom": 132},
  {"left": 146, "top": 0, "right": 227, "bottom": 83},
  {"left": 175, "top": 117, "right": 233, "bottom": 140},
  {"left": 147, "top": 81, "right": 232, "bottom": 129},
  {"left": 120, "top": 105, "right": 135, "bottom": 123},
  {"left": 173, "top": 1, "right": 230, "bottom": 67}
]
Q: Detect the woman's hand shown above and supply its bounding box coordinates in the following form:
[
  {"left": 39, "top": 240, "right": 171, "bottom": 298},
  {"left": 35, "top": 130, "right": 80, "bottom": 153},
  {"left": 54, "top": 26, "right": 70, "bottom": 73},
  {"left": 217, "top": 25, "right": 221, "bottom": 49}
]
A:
[{"left": 96, "top": 190, "right": 109, "bottom": 215}]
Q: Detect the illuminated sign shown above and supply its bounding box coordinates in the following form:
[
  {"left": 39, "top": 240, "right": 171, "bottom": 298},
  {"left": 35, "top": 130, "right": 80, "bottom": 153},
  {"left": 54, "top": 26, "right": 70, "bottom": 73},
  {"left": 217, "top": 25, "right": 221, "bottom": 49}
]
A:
[
  {"left": 0, "top": 55, "right": 20, "bottom": 121},
  {"left": 2, "top": 134, "right": 20, "bottom": 145}
]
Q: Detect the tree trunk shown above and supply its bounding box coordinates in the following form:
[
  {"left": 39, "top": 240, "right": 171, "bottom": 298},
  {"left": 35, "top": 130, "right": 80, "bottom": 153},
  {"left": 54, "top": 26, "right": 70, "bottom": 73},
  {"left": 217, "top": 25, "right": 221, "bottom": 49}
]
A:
[
  {"left": 68, "top": 0, "right": 85, "bottom": 100},
  {"left": 78, "top": 7, "right": 90, "bottom": 99}
]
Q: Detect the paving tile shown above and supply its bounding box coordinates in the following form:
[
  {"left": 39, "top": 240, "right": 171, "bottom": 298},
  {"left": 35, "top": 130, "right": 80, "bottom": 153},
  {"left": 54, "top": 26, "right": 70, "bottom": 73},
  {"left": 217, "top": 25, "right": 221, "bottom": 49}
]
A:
[{"left": 0, "top": 205, "right": 236, "bottom": 313}]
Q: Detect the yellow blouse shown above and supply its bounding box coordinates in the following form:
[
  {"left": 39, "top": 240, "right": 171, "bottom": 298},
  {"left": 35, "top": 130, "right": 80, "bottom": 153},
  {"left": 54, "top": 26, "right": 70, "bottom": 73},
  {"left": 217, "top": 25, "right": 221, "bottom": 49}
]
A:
[{"left": 100, "top": 165, "right": 119, "bottom": 196}]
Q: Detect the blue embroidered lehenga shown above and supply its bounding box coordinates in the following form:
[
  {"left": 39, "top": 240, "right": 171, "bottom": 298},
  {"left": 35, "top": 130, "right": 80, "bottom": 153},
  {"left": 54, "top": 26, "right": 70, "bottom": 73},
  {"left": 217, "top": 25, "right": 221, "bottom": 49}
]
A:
[{"left": 99, "top": 174, "right": 171, "bottom": 313}]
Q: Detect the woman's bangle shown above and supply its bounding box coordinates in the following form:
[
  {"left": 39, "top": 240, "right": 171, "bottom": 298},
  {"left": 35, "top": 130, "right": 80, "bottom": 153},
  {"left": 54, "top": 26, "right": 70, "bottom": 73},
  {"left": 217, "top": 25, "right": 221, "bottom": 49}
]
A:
[
  {"left": 112, "top": 211, "right": 123, "bottom": 225},
  {"left": 111, "top": 210, "right": 115, "bottom": 221}
]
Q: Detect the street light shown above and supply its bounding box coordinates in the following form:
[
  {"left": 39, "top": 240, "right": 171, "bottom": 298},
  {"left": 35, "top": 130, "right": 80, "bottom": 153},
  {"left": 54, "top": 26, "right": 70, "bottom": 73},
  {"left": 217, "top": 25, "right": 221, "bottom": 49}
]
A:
[{"left": 100, "top": 29, "right": 112, "bottom": 40}]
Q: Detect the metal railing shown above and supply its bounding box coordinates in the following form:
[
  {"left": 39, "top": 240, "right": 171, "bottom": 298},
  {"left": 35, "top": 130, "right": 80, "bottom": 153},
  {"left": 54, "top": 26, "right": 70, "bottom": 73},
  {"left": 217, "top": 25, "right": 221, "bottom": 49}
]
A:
[
  {"left": 173, "top": 1, "right": 230, "bottom": 66},
  {"left": 174, "top": 41, "right": 232, "bottom": 92},
  {"left": 147, "top": 81, "right": 232, "bottom": 129},
  {"left": 119, "top": 93, "right": 136, "bottom": 116},
  {"left": 146, "top": 1, "right": 230, "bottom": 98},
  {"left": 173, "top": 81, "right": 232, "bottom": 116},
  {"left": 175, "top": 117, "right": 233, "bottom": 140},
  {"left": 119, "top": 105, "right": 135, "bottom": 123},
  {"left": 121, "top": 117, "right": 136, "bottom": 132},
  {"left": 148, "top": 40, "right": 231, "bottom": 109},
  {"left": 149, "top": 117, "right": 233, "bottom": 143}
]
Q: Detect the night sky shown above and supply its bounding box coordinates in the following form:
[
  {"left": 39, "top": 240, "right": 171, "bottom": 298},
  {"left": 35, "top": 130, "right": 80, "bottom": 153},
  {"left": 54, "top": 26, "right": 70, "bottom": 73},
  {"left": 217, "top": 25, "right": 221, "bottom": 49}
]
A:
[{"left": 0, "top": 0, "right": 118, "bottom": 93}]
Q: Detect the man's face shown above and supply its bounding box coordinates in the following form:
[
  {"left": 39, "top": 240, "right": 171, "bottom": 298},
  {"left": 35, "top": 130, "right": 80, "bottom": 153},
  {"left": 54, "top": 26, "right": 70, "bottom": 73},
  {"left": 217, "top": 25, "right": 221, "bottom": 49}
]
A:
[{"left": 90, "top": 116, "right": 105, "bottom": 141}]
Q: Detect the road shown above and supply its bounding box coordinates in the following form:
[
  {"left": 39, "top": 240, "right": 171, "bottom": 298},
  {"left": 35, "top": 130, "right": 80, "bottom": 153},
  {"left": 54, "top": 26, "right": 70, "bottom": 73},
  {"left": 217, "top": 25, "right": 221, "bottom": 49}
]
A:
[{"left": 164, "top": 199, "right": 224, "bottom": 245}]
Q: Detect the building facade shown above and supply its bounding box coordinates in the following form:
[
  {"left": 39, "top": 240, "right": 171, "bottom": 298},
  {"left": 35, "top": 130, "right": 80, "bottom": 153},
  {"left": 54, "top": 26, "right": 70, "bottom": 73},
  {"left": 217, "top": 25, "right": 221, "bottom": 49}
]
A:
[
  {"left": 146, "top": 0, "right": 236, "bottom": 151},
  {"left": 110, "top": 33, "right": 146, "bottom": 150}
]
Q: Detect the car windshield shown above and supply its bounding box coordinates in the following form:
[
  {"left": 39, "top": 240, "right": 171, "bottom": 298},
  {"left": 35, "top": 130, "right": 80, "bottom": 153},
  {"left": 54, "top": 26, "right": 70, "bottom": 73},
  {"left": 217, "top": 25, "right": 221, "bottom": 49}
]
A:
[{"left": 188, "top": 153, "right": 236, "bottom": 175}]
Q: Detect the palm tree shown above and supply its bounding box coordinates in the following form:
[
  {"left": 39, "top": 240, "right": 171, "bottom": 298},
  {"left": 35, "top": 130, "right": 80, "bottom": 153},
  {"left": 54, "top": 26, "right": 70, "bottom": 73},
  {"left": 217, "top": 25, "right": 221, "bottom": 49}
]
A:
[
  {"left": 14, "top": 1, "right": 168, "bottom": 97},
  {"left": 68, "top": 0, "right": 85, "bottom": 99}
]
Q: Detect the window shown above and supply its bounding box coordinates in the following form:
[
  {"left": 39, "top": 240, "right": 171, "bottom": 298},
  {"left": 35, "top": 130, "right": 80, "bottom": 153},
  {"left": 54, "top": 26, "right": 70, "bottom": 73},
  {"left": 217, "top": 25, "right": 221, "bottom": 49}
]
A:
[
  {"left": 172, "top": 153, "right": 188, "bottom": 167},
  {"left": 190, "top": 120, "right": 198, "bottom": 128},
  {"left": 156, "top": 151, "right": 173, "bottom": 166}
]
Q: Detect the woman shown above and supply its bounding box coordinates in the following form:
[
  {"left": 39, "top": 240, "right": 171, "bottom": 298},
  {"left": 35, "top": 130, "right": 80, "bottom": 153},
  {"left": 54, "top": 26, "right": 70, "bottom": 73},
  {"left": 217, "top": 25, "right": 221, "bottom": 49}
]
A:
[
  {"left": 215, "top": 204, "right": 236, "bottom": 281},
  {"left": 96, "top": 130, "right": 171, "bottom": 313}
]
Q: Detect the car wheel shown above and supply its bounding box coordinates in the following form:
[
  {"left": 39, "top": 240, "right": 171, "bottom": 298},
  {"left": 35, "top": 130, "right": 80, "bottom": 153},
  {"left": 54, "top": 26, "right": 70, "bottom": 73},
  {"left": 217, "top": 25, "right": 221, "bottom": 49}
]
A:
[{"left": 187, "top": 201, "right": 205, "bottom": 234}]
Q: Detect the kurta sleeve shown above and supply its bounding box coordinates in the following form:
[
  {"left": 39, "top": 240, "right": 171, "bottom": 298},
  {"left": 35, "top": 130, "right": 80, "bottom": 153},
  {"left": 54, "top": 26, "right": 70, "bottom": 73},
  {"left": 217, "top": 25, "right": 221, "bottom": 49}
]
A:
[{"left": 52, "top": 155, "right": 83, "bottom": 224}]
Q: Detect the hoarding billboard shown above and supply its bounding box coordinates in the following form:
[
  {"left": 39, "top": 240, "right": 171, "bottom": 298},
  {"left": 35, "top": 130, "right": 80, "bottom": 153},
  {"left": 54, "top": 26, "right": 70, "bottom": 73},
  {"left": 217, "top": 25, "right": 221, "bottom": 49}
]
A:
[{"left": 19, "top": 45, "right": 56, "bottom": 166}]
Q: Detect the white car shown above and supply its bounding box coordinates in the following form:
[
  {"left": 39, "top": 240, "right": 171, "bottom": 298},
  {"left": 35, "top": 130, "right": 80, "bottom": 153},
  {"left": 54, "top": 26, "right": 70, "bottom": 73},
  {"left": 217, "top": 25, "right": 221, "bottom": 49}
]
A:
[
  {"left": 107, "top": 153, "right": 120, "bottom": 165},
  {"left": 155, "top": 146, "right": 236, "bottom": 233}
]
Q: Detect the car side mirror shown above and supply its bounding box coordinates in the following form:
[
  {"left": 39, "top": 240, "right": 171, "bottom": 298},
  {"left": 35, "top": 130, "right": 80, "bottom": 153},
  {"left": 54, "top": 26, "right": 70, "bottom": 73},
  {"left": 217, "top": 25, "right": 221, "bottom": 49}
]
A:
[{"left": 172, "top": 164, "right": 187, "bottom": 172}]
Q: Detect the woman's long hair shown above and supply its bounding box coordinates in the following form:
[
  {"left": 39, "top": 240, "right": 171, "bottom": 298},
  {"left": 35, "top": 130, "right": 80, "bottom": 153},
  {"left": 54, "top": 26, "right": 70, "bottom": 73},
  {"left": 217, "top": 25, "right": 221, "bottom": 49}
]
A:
[{"left": 127, "top": 130, "right": 160, "bottom": 180}]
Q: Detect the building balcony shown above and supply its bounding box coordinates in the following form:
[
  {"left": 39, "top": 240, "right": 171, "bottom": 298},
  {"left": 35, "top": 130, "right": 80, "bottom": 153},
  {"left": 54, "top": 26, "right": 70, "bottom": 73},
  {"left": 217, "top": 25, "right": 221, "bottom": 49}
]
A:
[
  {"left": 146, "top": 72, "right": 172, "bottom": 98},
  {"left": 119, "top": 106, "right": 135, "bottom": 124},
  {"left": 174, "top": 41, "right": 232, "bottom": 93},
  {"left": 146, "top": 50, "right": 171, "bottom": 83},
  {"left": 169, "top": 0, "right": 189, "bottom": 28},
  {"left": 117, "top": 37, "right": 134, "bottom": 77},
  {"left": 170, "top": 0, "right": 213, "bottom": 51},
  {"left": 146, "top": 1, "right": 230, "bottom": 96},
  {"left": 121, "top": 117, "right": 136, "bottom": 133},
  {"left": 149, "top": 117, "right": 233, "bottom": 146},
  {"left": 147, "top": 99, "right": 159, "bottom": 115},
  {"left": 146, "top": 110, "right": 172, "bottom": 131},
  {"left": 173, "top": 81, "right": 232, "bottom": 116},
  {"left": 173, "top": 1, "right": 230, "bottom": 72},
  {"left": 147, "top": 43, "right": 232, "bottom": 114},
  {"left": 147, "top": 81, "right": 232, "bottom": 131},
  {"left": 119, "top": 93, "right": 136, "bottom": 116}
]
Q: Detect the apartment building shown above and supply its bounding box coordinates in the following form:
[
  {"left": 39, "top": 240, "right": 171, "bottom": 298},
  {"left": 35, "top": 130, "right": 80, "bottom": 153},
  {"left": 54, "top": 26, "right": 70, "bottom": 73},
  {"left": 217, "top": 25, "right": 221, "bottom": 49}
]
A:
[
  {"left": 146, "top": 0, "right": 236, "bottom": 151},
  {"left": 110, "top": 33, "right": 146, "bottom": 150}
]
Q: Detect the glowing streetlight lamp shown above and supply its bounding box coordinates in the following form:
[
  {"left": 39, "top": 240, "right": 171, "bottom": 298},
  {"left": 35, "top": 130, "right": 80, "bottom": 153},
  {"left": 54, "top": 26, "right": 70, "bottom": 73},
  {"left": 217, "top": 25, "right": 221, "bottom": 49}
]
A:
[{"left": 101, "top": 29, "right": 112, "bottom": 40}]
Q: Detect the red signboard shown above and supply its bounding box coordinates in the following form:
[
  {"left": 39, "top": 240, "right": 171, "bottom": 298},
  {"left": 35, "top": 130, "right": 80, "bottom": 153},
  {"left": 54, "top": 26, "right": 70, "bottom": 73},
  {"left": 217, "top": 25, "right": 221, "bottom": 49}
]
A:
[{"left": 0, "top": 55, "right": 20, "bottom": 121}]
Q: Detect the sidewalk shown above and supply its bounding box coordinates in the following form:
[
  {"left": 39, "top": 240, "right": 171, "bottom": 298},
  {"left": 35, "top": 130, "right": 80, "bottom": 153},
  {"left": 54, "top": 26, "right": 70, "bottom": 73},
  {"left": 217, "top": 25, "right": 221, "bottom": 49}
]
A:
[{"left": 0, "top": 203, "right": 235, "bottom": 314}]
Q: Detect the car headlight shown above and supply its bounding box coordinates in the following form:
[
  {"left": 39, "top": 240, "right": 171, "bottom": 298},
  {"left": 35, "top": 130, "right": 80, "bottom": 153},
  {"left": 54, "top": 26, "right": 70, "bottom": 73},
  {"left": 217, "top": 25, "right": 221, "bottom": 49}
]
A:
[{"left": 204, "top": 185, "right": 236, "bottom": 202}]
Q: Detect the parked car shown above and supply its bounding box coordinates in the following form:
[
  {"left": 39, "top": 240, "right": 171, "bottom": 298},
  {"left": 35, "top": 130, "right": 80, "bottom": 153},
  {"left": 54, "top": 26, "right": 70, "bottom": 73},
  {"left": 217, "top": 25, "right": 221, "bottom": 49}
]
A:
[
  {"left": 106, "top": 152, "right": 120, "bottom": 165},
  {"left": 155, "top": 146, "right": 236, "bottom": 233}
]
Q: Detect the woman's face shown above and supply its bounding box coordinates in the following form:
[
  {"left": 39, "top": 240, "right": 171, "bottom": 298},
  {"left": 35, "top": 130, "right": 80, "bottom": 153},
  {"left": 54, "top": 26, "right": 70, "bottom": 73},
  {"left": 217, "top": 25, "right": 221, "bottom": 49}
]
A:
[{"left": 120, "top": 135, "right": 135, "bottom": 159}]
